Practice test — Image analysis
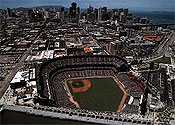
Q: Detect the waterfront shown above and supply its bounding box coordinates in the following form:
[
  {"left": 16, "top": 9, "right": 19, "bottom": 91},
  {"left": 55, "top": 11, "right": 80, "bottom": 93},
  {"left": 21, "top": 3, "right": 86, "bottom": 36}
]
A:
[
  {"left": 1, "top": 110, "right": 93, "bottom": 124},
  {"left": 133, "top": 11, "right": 175, "bottom": 24}
]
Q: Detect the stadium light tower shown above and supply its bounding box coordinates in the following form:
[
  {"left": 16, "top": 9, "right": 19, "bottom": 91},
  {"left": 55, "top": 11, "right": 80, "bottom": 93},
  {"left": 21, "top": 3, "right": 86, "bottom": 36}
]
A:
[{"left": 140, "top": 62, "right": 154, "bottom": 116}]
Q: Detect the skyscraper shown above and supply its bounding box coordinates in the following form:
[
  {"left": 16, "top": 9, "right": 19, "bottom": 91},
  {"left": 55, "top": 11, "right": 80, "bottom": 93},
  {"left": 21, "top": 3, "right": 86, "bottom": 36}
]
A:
[
  {"left": 102, "top": 7, "right": 107, "bottom": 21},
  {"left": 98, "top": 6, "right": 102, "bottom": 22},
  {"left": 120, "top": 12, "right": 124, "bottom": 22},
  {"left": 7, "top": 8, "right": 12, "bottom": 17},
  {"left": 94, "top": 8, "right": 98, "bottom": 20},
  {"left": 119, "top": 8, "right": 123, "bottom": 14},
  {"left": 72, "top": 2, "right": 77, "bottom": 18},
  {"left": 72, "top": 2, "right": 77, "bottom": 10},
  {"left": 60, "top": 7, "right": 65, "bottom": 20},
  {"left": 61, "top": 7, "right": 64, "bottom": 12},
  {"left": 77, "top": 7, "right": 80, "bottom": 14},
  {"left": 86, "top": 4, "right": 93, "bottom": 21},
  {"left": 77, "top": 7, "right": 80, "bottom": 20},
  {"left": 69, "top": 7, "right": 73, "bottom": 18},
  {"left": 124, "top": 8, "right": 128, "bottom": 17}
]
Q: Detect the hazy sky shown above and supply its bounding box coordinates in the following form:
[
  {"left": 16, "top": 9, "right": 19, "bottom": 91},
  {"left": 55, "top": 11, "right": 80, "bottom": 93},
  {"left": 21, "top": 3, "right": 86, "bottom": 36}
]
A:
[{"left": 1, "top": 0, "right": 175, "bottom": 12}]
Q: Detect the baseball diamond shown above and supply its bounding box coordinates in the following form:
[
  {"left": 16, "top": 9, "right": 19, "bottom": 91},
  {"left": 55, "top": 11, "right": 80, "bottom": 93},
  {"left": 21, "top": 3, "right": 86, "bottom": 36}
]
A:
[
  {"left": 65, "top": 76, "right": 127, "bottom": 112},
  {"left": 67, "top": 79, "right": 91, "bottom": 93}
]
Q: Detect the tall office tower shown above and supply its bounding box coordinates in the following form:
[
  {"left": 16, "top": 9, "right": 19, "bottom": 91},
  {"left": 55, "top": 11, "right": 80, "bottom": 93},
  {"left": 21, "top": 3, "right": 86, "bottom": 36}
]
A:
[
  {"left": 102, "top": 7, "right": 107, "bottom": 21},
  {"left": 72, "top": 2, "right": 77, "bottom": 18},
  {"left": 98, "top": 6, "right": 102, "bottom": 22},
  {"left": 72, "top": 2, "right": 77, "bottom": 10},
  {"left": 77, "top": 7, "right": 80, "bottom": 14},
  {"left": 61, "top": 7, "right": 64, "bottom": 12},
  {"left": 76, "top": 7, "right": 80, "bottom": 19},
  {"left": 119, "top": 8, "right": 123, "bottom": 14},
  {"left": 94, "top": 8, "right": 98, "bottom": 20},
  {"left": 88, "top": 4, "right": 93, "bottom": 13},
  {"left": 120, "top": 12, "right": 124, "bottom": 22},
  {"left": 69, "top": 7, "right": 73, "bottom": 18},
  {"left": 87, "top": 4, "right": 93, "bottom": 21},
  {"left": 7, "top": 8, "right": 12, "bottom": 17},
  {"left": 111, "top": 9, "right": 118, "bottom": 21},
  {"left": 102, "top": 7, "right": 107, "bottom": 13},
  {"left": 124, "top": 8, "right": 128, "bottom": 17},
  {"left": 60, "top": 7, "right": 65, "bottom": 20},
  {"left": 87, "top": 4, "right": 93, "bottom": 15}
]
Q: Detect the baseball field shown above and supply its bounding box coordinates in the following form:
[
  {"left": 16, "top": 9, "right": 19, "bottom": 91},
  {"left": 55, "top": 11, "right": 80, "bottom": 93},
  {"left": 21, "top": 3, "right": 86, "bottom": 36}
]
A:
[{"left": 65, "top": 76, "right": 127, "bottom": 112}]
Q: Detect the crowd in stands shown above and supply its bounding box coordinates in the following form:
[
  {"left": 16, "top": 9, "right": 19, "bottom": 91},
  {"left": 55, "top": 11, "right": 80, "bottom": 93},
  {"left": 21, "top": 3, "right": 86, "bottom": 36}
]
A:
[
  {"left": 116, "top": 73, "right": 143, "bottom": 98},
  {"left": 38, "top": 56, "right": 143, "bottom": 115},
  {"left": 122, "top": 104, "right": 139, "bottom": 114}
]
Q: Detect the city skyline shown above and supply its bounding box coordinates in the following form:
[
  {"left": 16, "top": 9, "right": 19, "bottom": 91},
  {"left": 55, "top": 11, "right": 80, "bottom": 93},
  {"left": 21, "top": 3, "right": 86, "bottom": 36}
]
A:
[
  {"left": 1, "top": 0, "right": 175, "bottom": 12},
  {"left": 1, "top": 1, "right": 175, "bottom": 124}
]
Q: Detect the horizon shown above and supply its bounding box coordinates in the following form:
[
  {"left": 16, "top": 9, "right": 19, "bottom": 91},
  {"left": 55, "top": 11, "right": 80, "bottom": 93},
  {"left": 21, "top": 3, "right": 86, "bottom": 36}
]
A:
[{"left": 1, "top": 0, "right": 175, "bottom": 12}]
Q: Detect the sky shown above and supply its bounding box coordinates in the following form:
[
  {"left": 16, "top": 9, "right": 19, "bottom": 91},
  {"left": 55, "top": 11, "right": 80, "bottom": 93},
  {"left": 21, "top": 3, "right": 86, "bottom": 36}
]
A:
[{"left": 1, "top": 0, "right": 175, "bottom": 12}]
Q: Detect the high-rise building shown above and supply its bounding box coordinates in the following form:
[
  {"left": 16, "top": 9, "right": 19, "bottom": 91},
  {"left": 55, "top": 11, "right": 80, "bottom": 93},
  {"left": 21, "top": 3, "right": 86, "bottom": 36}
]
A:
[
  {"left": 98, "top": 6, "right": 102, "bottom": 22},
  {"left": 7, "top": 8, "right": 12, "bottom": 17},
  {"left": 69, "top": 2, "right": 80, "bottom": 20},
  {"left": 87, "top": 4, "right": 93, "bottom": 15},
  {"left": 86, "top": 4, "right": 93, "bottom": 21},
  {"left": 77, "top": 7, "right": 80, "bottom": 14},
  {"left": 102, "top": 7, "right": 107, "bottom": 21},
  {"left": 61, "top": 7, "right": 64, "bottom": 12},
  {"left": 76, "top": 7, "right": 80, "bottom": 19},
  {"left": 120, "top": 12, "right": 124, "bottom": 22},
  {"left": 94, "top": 8, "right": 98, "bottom": 20},
  {"left": 69, "top": 7, "right": 73, "bottom": 18},
  {"left": 102, "top": 7, "right": 107, "bottom": 13},
  {"left": 72, "top": 2, "right": 77, "bottom": 10},
  {"left": 72, "top": 2, "right": 77, "bottom": 18},
  {"left": 124, "top": 8, "right": 128, "bottom": 17},
  {"left": 89, "top": 4, "right": 93, "bottom": 12},
  {"left": 60, "top": 7, "right": 65, "bottom": 20},
  {"left": 119, "top": 8, "right": 123, "bottom": 14}
]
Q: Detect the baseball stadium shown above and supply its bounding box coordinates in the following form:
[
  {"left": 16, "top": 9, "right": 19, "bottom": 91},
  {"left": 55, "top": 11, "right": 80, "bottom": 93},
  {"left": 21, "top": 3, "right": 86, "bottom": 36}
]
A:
[
  {"left": 36, "top": 55, "right": 145, "bottom": 115},
  {"left": 65, "top": 76, "right": 127, "bottom": 112}
]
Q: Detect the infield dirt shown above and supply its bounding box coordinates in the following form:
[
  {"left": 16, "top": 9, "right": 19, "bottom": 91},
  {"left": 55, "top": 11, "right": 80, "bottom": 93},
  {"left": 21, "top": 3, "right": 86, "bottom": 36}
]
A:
[{"left": 65, "top": 76, "right": 127, "bottom": 112}]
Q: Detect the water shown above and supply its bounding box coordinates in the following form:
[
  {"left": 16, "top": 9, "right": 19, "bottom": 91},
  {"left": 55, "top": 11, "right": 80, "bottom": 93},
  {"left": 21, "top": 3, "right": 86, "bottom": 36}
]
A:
[
  {"left": 0, "top": 109, "right": 94, "bottom": 124},
  {"left": 132, "top": 11, "right": 175, "bottom": 24}
]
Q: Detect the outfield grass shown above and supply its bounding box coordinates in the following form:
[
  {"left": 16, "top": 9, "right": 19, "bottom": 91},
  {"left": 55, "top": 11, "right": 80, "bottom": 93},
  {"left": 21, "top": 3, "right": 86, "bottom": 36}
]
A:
[
  {"left": 154, "top": 57, "right": 171, "bottom": 64},
  {"left": 66, "top": 77, "right": 124, "bottom": 112},
  {"left": 153, "top": 57, "right": 171, "bottom": 64}
]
